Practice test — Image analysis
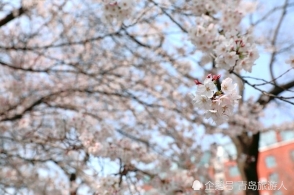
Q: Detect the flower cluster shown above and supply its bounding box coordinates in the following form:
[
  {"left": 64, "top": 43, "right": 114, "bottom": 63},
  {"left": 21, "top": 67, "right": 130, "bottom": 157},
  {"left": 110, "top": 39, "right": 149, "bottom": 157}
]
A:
[
  {"left": 188, "top": 15, "right": 218, "bottom": 52},
  {"left": 188, "top": 3, "right": 260, "bottom": 72},
  {"left": 221, "top": 9, "right": 243, "bottom": 31},
  {"left": 189, "top": 0, "right": 222, "bottom": 16},
  {"left": 80, "top": 133, "right": 157, "bottom": 164},
  {"left": 102, "top": 0, "right": 134, "bottom": 23},
  {"left": 191, "top": 74, "right": 241, "bottom": 125},
  {"left": 144, "top": 169, "right": 195, "bottom": 194},
  {"left": 95, "top": 177, "right": 120, "bottom": 195},
  {"left": 214, "top": 32, "right": 259, "bottom": 72},
  {"left": 228, "top": 98, "right": 263, "bottom": 135}
]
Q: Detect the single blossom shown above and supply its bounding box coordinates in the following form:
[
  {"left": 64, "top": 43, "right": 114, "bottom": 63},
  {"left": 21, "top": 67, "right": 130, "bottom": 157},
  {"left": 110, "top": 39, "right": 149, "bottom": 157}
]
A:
[
  {"left": 197, "top": 78, "right": 216, "bottom": 98},
  {"left": 215, "top": 56, "right": 228, "bottom": 70},
  {"left": 224, "top": 51, "right": 239, "bottom": 66},
  {"left": 192, "top": 94, "right": 211, "bottom": 110},
  {"left": 221, "top": 77, "right": 236, "bottom": 94},
  {"left": 237, "top": 58, "right": 252, "bottom": 72},
  {"left": 247, "top": 47, "right": 259, "bottom": 61},
  {"left": 206, "top": 101, "right": 227, "bottom": 125},
  {"left": 118, "top": 0, "right": 133, "bottom": 10}
]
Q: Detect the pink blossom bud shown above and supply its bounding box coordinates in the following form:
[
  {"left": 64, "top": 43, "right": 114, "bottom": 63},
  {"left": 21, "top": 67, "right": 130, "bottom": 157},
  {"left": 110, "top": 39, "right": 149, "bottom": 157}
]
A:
[
  {"left": 194, "top": 79, "right": 202, "bottom": 85},
  {"left": 212, "top": 74, "right": 221, "bottom": 81},
  {"left": 240, "top": 40, "right": 245, "bottom": 47}
]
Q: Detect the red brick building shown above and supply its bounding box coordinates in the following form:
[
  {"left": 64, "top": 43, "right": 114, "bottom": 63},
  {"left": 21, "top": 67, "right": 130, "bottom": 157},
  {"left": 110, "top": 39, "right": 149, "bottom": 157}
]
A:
[
  {"left": 220, "top": 131, "right": 294, "bottom": 195},
  {"left": 143, "top": 131, "right": 294, "bottom": 195},
  {"left": 223, "top": 160, "right": 244, "bottom": 195},
  {"left": 258, "top": 139, "right": 294, "bottom": 195}
]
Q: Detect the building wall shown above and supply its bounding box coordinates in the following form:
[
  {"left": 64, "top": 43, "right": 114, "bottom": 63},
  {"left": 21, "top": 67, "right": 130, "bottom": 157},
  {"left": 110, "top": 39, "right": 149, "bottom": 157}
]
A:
[
  {"left": 143, "top": 139, "right": 294, "bottom": 195},
  {"left": 258, "top": 140, "right": 294, "bottom": 195},
  {"left": 223, "top": 160, "right": 244, "bottom": 195},
  {"left": 220, "top": 140, "right": 294, "bottom": 195}
]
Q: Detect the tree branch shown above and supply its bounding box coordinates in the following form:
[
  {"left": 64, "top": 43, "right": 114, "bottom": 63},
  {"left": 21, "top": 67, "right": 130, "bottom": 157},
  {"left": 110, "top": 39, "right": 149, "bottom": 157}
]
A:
[
  {"left": 268, "top": 0, "right": 289, "bottom": 84},
  {"left": 0, "top": 7, "right": 26, "bottom": 27},
  {"left": 257, "top": 79, "right": 294, "bottom": 106}
]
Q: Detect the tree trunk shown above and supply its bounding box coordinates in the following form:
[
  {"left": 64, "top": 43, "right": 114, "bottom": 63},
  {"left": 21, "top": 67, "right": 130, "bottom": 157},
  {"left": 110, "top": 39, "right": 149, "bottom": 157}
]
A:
[{"left": 232, "top": 132, "right": 260, "bottom": 195}]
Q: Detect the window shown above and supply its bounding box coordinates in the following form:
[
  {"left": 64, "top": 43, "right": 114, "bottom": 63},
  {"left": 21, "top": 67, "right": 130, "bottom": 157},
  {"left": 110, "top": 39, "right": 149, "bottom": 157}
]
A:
[
  {"left": 260, "top": 131, "right": 277, "bottom": 147},
  {"left": 269, "top": 173, "right": 279, "bottom": 183},
  {"left": 265, "top": 156, "right": 276, "bottom": 168},
  {"left": 229, "top": 166, "right": 240, "bottom": 177},
  {"left": 281, "top": 130, "right": 294, "bottom": 141},
  {"left": 290, "top": 150, "right": 294, "bottom": 161}
]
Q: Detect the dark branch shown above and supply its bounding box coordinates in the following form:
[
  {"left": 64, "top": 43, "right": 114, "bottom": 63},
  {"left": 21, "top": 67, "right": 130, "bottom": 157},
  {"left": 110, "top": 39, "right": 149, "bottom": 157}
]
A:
[
  {"left": 0, "top": 7, "right": 26, "bottom": 27},
  {"left": 257, "top": 79, "right": 294, "bottom": 106}
]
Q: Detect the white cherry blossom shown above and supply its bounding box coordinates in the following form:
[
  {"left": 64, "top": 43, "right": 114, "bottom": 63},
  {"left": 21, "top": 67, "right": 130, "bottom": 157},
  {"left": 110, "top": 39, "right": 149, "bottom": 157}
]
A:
[
  {"left": 206, "top": 102, "right": 228, "bottom": 125},
  {"left": 197, "top": 77, "right": 216, "bottom": 98},
  {"left": 215, "top": 56, "right": 227, "bottom": 70},
  {"left": 192, "top": 94, "right": 211, "bottom": 110},
  {"left": 118, "top": 0, "right": 133, "bottom": 10},
  {"left": 237, "top": 58, "right": 253, "bottom": 72},
  {"left": 221, "top": 77, "right": 236, "bottom": 94},
  {"left": 224, "top": 51, "right": 239, "bottom": 66},
  {"left": 191, "top": 75, "right": 241, "bottom": 125},
  {"left": 214, "top": 32, "right": 259, "bottom": 72},
  {"left": 188, "top": 15, "right": 218, "bottom": 52}
]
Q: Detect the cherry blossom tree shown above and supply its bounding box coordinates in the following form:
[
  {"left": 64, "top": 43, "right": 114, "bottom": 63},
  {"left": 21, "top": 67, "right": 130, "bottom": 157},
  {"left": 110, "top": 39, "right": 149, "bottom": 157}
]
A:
[{"left": 0, "top": 0, "right": 294, "bottom": 195}]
